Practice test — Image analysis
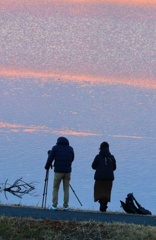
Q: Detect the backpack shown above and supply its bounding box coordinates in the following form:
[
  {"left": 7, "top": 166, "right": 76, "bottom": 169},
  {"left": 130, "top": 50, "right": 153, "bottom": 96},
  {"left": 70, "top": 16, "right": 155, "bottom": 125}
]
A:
[{"left": 120, "top": 193, "right": 152, "bottom": 215}]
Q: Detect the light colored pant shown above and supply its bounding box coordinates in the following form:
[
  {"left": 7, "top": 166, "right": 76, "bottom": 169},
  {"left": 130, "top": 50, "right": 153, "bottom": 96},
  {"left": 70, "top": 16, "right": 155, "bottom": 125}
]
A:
[{"left": 52, "top": 172, "right": 71, "bottom": 208}]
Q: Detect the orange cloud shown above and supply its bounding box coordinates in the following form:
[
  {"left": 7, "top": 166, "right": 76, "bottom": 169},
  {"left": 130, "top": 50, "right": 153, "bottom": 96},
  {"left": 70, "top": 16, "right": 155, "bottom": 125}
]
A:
[
  {"left": 0, "top": 68, "right": 156, "bottom": 90},
  {"left": 0, "top": 121, "right": 100, "bottom": 136},
  {"left": 1, "top": 122, "right": 156, "bottom": 140},
  {"left": 110, "top": 134, "right": 143, "bottom": 139},
  {"left": 0, "top": 0, "right": 156, "bottom": 12},
  {"left": 58, "top": 0, "right": 156, "bottom": 5},
  {"left": 1, "top": 0, "right": 156, "bottom": 6},
  {"left": 109, "top": 134, "right": 156, "bottom": 140}
]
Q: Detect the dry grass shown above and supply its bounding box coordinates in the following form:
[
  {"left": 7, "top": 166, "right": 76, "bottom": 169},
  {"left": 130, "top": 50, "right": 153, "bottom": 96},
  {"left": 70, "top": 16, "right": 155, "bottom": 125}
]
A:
[{"left": 0, "top": 216, "right": 156, "bottom": 240}]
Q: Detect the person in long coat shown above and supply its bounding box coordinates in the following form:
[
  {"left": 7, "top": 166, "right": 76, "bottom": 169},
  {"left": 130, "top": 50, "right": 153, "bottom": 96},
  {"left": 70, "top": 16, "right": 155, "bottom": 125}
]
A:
[{"left": 92, "top": 142, "right": 116, "bottom": 212}]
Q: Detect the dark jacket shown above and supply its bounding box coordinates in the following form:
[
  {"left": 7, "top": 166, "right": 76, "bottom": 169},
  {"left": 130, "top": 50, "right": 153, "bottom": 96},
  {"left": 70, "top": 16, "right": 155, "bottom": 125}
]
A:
[
  {"left": 45, "top": 137, "right": 74, "bottom": 173},
  {"left": 92, "top": 149, "right": 116, "bottom": 181}
]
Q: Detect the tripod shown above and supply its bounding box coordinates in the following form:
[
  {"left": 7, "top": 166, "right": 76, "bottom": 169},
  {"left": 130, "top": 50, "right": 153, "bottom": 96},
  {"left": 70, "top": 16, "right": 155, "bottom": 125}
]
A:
[
  {"left": 42, "top": 169, "right": 49, "bottom": 209},
  {"left": 69, "top": 183, "right": 82, "bottom": 206},
  {"left": 42, "top": 168, "right": 83, "bottom": 208}
]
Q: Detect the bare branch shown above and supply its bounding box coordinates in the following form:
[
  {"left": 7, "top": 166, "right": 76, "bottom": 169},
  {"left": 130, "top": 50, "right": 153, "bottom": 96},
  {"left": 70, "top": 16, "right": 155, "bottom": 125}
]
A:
[{"left": 0, "top": 178, "right": 36, "bottom": 199}]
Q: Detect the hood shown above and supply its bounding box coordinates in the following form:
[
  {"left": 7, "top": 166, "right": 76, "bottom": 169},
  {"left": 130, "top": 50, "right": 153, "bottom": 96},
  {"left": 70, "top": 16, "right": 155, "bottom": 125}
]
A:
[{"left": 56, "top": 137, "right": 69, "bottom": 145}]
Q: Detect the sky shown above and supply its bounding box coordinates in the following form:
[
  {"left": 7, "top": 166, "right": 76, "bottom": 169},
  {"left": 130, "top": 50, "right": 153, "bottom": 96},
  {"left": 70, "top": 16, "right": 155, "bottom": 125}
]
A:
[
  {"left": 1, "top": 0, "right": 156, "bottom": 90},
  {"left": 1, "top": 0, "right": 156, "bottom": 211}
]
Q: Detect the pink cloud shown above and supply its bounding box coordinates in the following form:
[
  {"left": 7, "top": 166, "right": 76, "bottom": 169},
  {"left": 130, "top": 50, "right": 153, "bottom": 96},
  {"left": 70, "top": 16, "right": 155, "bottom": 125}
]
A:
[
  {"left": 1, "top": 0, "right": 155, "bottom": 13},
  {"left": 0, "top": 121, "right": 100, "bottom": 136},
  {"left": 0, "top": 68, "right": 156, "bottom": 90}
]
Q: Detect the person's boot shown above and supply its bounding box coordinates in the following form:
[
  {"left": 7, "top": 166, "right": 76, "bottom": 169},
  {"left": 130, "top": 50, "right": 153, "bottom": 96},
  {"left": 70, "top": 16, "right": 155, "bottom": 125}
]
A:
[{"left": 99, "top": 200, "right": 108, "bottom": 212}]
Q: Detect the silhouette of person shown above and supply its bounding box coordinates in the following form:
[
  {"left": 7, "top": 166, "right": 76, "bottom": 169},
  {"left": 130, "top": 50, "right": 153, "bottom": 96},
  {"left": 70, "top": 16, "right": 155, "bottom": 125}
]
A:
[
  {"left": 45, "top": 137, "right": 74, "bottom": 210},
  {"left": 92, "top": 142, "right": 116, "bottom": 212}
]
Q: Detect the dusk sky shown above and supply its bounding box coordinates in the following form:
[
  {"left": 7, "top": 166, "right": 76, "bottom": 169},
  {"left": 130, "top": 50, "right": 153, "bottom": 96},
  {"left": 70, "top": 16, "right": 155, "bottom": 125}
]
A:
[
  {"left": 1, "top": 0, "right": 156, "bottom": 212},
  {"left": 1, "top": 0, "right": 156, "bottom": 89},
  {"left": 1, "top": 0, "right": 156, "bottom": 136}
]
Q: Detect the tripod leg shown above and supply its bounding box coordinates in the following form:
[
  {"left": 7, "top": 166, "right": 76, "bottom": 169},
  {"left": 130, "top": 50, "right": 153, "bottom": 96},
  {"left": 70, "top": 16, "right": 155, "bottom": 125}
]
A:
[
  {"left": 69, "top": 184, "right": 82, "bottom": 206},
  {"left": 44, "top": 170, "right": 49, "bottom": 208},
  {"left": 42, "top": 170, "right": 49, "bottom": 209}
]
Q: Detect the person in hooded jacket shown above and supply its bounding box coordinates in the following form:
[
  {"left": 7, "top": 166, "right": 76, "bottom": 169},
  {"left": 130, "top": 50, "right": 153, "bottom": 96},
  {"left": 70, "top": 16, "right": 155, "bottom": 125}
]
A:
[
  {"left": 45, "top": 137, "right": 74, "bottom": 211},
  {"left": 92, "top": 142, "right": 116, "bottom": 212}
]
